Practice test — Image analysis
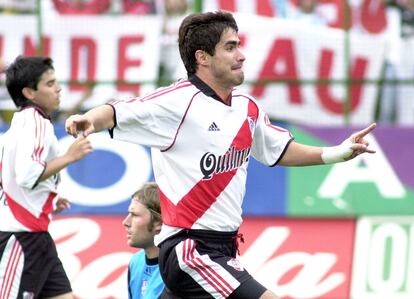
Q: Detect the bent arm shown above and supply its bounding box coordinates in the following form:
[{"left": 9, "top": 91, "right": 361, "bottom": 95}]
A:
[
  {"left": 83, "top": 104, "right": 115, "bottom": 133},
  {"left": 66, "top": 104, "right": 115, "bottom": 137},
  {"left": 39, "top": 154, "right": 77, "bottom": 181},
  {"left": 279, "top": 142, "right": 323, "bottom": 166},
  {"left": 39, "top": 136, "right": 93, "bottom": 181}
]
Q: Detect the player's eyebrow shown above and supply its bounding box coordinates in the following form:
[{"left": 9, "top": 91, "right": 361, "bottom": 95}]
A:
[{"left": 224, "top": 40, "right": 240, "bottom": 47}]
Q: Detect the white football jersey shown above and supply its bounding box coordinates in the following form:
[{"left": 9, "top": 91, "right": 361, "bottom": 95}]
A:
[
  {"left": 110, "top": 75, "right": 293, "bottom": 245},
  {"left": 0, "top": 106, "right": 60, "bottom": 232}
]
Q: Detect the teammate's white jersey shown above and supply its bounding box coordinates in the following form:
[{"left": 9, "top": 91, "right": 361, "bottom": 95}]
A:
[
  {"left": 110, "top": 75, "right": 293, "bottom": 245},
  {"left": 0, "top": 106, "right": 60, "bottom": 232}
]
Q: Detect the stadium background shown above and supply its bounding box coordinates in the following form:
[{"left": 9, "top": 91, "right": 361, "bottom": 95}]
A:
[{"left": 0, "top": 0, "right": 413, "bottom": 298}]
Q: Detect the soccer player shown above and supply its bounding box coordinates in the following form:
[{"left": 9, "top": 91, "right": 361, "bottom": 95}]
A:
[
  {"left": 0, "top": 56, "right": 93, "bottom": 299},
  {"left": 123, "top": 182, "right": 164, "bottom": 299},
  {"left": 65, "top": 11, "right": 376, "bottom": 299}
]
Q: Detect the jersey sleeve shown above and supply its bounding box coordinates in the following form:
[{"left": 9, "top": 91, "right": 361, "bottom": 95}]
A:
[
  {"left": 110, "top": 85, "right": 193, "bottom": 149},
  {"left": 14, "top": 112, "right": 49, "bottom": 189},
  {"left": 251, "top": 110, "right": 294, "bottom": 166}
]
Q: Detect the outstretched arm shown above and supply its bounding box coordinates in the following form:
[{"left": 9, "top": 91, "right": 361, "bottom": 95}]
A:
[
  {"left": 279, "top": 123, "right": 376, "bottom": 166},
  {"left": 65, "top": 104, "right": 115, "bottom": 138}
]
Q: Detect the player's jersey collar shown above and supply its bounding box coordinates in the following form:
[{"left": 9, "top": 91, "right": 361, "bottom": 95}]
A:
[
  {"left": 145, "top": 255, "right": 159, "bottom": 266},
  {"left": 188, "top": 73, "right": 230, "bottom": 104},
  {"left": 21, "top": 102, "right": 52, "bottom": 121}
]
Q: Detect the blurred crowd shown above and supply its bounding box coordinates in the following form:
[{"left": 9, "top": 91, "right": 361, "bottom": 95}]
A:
[{"left": 0, "top": 0, "right": 413, "bottom": 125}]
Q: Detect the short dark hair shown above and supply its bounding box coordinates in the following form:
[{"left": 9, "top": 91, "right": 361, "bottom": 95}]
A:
[
  {"left": 178, "top": 11, "right": 238, "bottom": 74},
  {"left": 5, "top": 56, "right": 54, "bottom": 108}
]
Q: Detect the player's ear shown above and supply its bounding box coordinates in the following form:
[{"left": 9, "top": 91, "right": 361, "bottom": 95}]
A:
[
  {"left": 22, "top": 87, "right": 35, "bottom": 101},
  {"left": 195, "top": 50, "right": 209, "bottom": 66},
  {"left": 154, "top": 220, "right": 162, "bottom": 235}
]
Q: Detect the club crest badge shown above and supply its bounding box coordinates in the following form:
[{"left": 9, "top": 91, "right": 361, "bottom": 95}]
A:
[
  {"left": 247, "top": 116, "right": 255, "bottom": 135},
  {"left": 227, "top": 258, "right": 244, "bottom": 271}
]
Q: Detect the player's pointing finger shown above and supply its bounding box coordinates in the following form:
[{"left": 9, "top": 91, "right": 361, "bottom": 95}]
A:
[{"left": 353, "top": 123, "right": 376, "bottom": 139}]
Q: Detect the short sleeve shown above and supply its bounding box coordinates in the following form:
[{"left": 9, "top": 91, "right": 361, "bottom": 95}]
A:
[
  {"left": 251, "top": 111, "right": 293, "bottom": 166},
  {"left": 110, "top": 84, "right": 196, "bottom": 150},
  {"left": 15, "top": 112, "right": 50, "bottom": 189}
]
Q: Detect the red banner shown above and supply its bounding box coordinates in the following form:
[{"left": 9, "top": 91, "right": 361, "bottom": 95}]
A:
[
  {"left": 239, "top": 218, "right": 355, "bottom": 298},
  {"left": 52, "top": 216, "right": 356, "bottom": 299}
]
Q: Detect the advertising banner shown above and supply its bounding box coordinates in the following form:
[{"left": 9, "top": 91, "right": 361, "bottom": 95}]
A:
[
  {"left": 203, "top": 0, "right": 389, "bottom": 35},
  {"left": 235, "top": 13, "right": 385, "bottom": 125},
  {"left": 0, "top": 11, "right": 385, "bottom": 125},
  {"left": 1, "top": 124, "right": 412, "bottom": 216},
  {"left": 51, "top": 216, "right": 135, "bottom": 299},
  {"left": 239, "top": 218, "right": 355, "bottom": 299},
  {"left": 351, "top": 216, "right": 414, "bottom": 299},
  {"left": 54, "top": 126, "right": 154, "bottom": 214},
  {"left": 0, "top": 14, "right": 161, "bottom": 110},
  {"left": 51, "top": 216, "right": 356, "bottom": 299},
  {"left": 288, "top": 126, "right": 414, "bottom": 216},
  {"left": 0, "top": 124, "right": 288, "bottom": 215}
]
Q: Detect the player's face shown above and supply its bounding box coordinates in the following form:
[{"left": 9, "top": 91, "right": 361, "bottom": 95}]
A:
[
  {"left": 29, "top": 69, "right": 61, "bottom": 115},
  {"left": 209, "top": 28, "right": 245, "bottom": 88},
  {"left": 122, "top": 200, "right": 159, "bottom": 249}
]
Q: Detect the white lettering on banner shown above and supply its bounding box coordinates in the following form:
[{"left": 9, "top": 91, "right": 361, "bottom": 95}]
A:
[
  {"left": 58, "top": 132, "right": 152, "bottom": 206},
  {"left": 352, "top": 217, "right": 414, "bottom": 299},
  {"left": 368, "top": 224, "right": 407, "bottom": 292},
  {"left": 241, "top": 227, "right": 290, "bottom": 273},
  {"left": 318, "top": 135, "right": 406, "bottom": 198},
  {"left": 50, "top": 219, "right": 347, "bottom": 299},
  {"left": 260, "top": 252, "right": 345, "bottom": 298},
  {"left": 72, "top": 253, "right": 131, "bottom": 299},
  {"left": 49, "top": 217, "right": 101, "bottom": 279},
  {"left": 240, "top": 227, "right": 345, "bottom": 298},
  {"left": 50, "top": 218, "right": 132, "bottom": 299}
]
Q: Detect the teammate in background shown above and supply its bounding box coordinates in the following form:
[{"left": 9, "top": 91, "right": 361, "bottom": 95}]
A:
[
  {"left": 0, "top": 56, "right": 93, "bottom": 299},
  {"left": 123, "top": 182, "right": 164, "bottom": 299},
  {"left": 65, "top": 11, "right": 376, "bottom": 299}
]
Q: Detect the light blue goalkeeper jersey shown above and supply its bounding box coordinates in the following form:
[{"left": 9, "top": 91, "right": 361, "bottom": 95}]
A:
[{"left": 128, "top": 250, "right": 164, "bottom": 299}]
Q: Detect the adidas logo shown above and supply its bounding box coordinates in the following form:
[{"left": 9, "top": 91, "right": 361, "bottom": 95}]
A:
[{"left": 208, "top": 122, "right": 220, "bottom": 131}]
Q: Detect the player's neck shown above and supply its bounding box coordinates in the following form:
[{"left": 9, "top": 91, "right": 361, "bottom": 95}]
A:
[
  {"left": 196, "top": 71, "right": 233, "bottom": 105},
  {"left": 144, "top": 245, "right": 160, "bottom": 259}
]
